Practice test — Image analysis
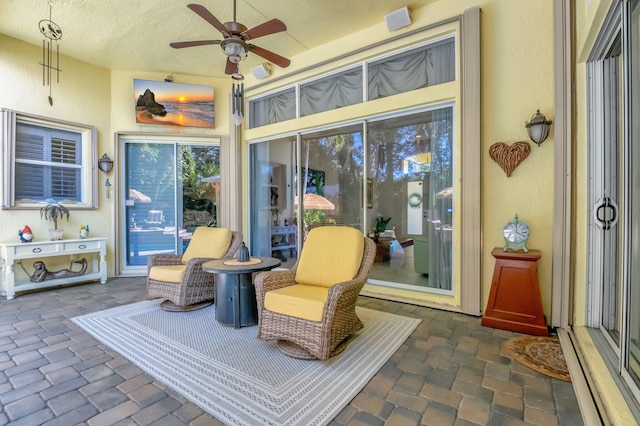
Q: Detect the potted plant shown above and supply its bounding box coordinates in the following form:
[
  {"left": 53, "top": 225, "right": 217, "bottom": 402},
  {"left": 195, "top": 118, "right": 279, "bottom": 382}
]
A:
[{"left": 40, "top": 203, "right": 70, "bottom": 240}]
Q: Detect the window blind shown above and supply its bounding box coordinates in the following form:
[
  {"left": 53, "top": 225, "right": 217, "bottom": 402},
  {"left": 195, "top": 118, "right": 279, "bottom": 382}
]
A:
[{"left": 15, "top": 123, "right": 81, "bottom": 202}]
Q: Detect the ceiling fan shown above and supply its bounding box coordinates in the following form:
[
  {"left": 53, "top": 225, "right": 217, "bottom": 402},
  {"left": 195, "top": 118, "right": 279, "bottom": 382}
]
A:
[{"left": 170, "top": 2, "right": 291, "bottom": 75}]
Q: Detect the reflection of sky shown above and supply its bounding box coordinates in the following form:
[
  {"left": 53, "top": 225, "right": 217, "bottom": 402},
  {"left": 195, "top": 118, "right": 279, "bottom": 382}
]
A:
[{"left": 133, "top": 79, "right": 214, "bottom": 102}]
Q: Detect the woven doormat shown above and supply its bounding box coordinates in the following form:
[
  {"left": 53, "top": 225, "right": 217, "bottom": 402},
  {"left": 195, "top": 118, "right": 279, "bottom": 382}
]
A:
[{"left": 506, "top": 335, "right": 571, "bottom": 382}]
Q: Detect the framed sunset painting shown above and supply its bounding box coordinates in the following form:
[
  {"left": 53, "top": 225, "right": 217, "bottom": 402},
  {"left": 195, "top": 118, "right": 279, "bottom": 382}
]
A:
[{"left": 133, "top": 79, "right": 215, "bottom": 128}]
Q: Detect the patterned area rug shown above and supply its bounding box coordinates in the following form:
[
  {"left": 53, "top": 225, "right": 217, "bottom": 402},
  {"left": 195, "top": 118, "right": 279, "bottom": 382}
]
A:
[
  {"left": 506, "top": 335, "right": 571, "bottom": 382},
  {"left": 72, "top": 300, "right": 421, "bottom": 425}
]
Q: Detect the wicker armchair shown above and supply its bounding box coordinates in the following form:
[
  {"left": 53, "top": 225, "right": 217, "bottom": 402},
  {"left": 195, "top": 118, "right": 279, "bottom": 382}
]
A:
[
  {"left": 255, "top": 226, "right": 376, "bottom": 359},
  {"left": 146, "top": 227, "right": 242, "bottom": 311}
]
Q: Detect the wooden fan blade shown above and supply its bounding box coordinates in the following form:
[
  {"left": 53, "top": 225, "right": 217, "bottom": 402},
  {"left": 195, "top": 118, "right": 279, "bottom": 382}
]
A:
[
  {"left": 241, "top": 18, "right": 287, "bottom": 40},
  {"left": 225, "top": 58, "right": 238, "bottom": 75},
  {"left": 170, "top": 40, "right": 221, "bottom": 49},
  {"left": 187, "top": 4, "right": 230, "bottom": 37},
  {"left": 249, "top": 44, "right": 291, "bottom": 68}
]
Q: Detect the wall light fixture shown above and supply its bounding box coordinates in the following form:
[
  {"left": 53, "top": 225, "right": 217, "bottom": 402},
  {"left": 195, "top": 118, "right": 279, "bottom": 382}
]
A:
[
  {"left": 525, "top": 110, "right": 552, "bottom": 147},
  {"left": 98, "top": 153, "right": 114, "bottom": 173}
]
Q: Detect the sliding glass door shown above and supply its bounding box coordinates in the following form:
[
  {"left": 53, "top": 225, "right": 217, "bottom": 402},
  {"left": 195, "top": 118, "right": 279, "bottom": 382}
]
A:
[
  {"left": 248, "top": 105, "right": 454, "bottom": 293},
  {"left": 587, "top": 0, "right": 640, "bottom": 405},
  {"left": 367, "top": 107, "right": 453, "bottom": 290},
  {"left": 300, "top": 124, "right": 364, "bottom": 238},
  {"left": 249, "top": 137, "right": 298, "bottom": 268},
  {"left": 121, "top": 139, "right": 220, "bottom": 269}
]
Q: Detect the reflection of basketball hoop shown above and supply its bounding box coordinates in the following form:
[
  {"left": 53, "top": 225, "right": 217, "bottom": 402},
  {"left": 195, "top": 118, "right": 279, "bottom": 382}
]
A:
[{"left": 408, "top": 193, "right": 422, "bottom": 208}]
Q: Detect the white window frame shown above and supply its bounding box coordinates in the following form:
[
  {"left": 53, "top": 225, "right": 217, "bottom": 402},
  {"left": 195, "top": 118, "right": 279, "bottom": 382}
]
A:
[
  {"left": 247, "top": 35, "right": 456, "bottom": 129},
  {"left": 1, "top": 108, "right": 98, "bottom": 209},
  {"left": 244, "top": 7, "right": 481, "bottom": 314}
]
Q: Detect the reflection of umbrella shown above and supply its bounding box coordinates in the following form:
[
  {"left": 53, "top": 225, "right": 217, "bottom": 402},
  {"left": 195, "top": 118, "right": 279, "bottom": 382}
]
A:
[
  {"left": 200, "top": 174, "right": 220, "bottom": 183},
  {"left": 294, "top": 193, "right": 335, "bottom": 210},
  {"left": 200, "top": 175, "right": 220, "bottom": 203},
  {"left": 436, "top": 187, "right": 453, "bottom": 199},
  {"left": 129, "top": 189, "right": 151, "bottom": 203}
]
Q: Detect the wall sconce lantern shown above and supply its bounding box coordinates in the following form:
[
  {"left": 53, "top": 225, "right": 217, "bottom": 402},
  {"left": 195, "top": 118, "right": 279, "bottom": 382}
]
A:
[
  {"left": 525, "top": 110, "right": 553, "bottom": 147},
  {"left": 98, "top": 153, "right": 114, "bottom": 174}
]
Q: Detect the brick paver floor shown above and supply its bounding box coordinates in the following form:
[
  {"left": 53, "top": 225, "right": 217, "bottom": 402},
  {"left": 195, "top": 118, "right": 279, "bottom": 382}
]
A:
[{"left": 0, "top": 277, "right": 584, "bottom": 425}]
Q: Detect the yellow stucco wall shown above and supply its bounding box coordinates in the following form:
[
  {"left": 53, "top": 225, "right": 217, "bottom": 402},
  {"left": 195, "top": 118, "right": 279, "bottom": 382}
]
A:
[
  {"left": 0, "top": 33, "right": 114, "bottom": 275},
  {"left": 479, "top": 0, "right": 554, "bottom": 320},
  {"left": 0, "top": 33, "right": 232, "bottom": 278},
  {"left": 2, "top": 0, "right": 640, "bottom": 420},
  {"left": 0, "top": 1, "right": 557, "bottom": 317},
  {"left": 0, "top": 0, "right": 564, "bottom": 327},
  {"left": 244, "top": 0, "right": 555, "bottom": 319}
]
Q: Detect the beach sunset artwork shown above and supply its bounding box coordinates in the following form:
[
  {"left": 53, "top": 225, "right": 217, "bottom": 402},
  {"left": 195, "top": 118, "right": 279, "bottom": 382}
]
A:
[{"left": 134, "top": 79, "right": 215, "bottom": 128}]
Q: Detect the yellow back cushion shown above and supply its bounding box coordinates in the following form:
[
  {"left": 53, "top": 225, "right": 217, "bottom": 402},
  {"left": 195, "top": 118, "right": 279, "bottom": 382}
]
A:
[
  {"left": 295, "top": 226, "right": 364, "bottom": 288},
  {"left": 182, "top": 227, "right": 232, "bottom": 263}
]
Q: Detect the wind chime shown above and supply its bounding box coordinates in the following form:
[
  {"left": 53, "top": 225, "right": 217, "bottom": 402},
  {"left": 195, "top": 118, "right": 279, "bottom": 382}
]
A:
[
  {"left": 39, "top": 0, "right": 63, "bottom": 106},
  {"left": 232, "top": 66, "right": 244, "bottom": 126}
]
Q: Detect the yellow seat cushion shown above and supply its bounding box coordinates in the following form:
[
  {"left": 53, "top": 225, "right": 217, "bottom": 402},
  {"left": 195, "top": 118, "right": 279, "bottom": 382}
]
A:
[
  {"left": 148, "top": 264, "right": 186, "bottom": 283},
  {"left": 182, "top": 227, "right": 232, "bottom": 263},
  {"left": 264, "top": 284, "right": 330, "bottom": 322},
  {"left": 295, "top": 226, "right": 364, "bottom": 288}
]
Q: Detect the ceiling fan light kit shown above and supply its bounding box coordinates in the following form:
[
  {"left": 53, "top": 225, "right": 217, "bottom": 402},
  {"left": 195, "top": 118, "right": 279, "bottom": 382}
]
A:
[{"left": 221, "top": 38, "right": 248, "bottom": 63}]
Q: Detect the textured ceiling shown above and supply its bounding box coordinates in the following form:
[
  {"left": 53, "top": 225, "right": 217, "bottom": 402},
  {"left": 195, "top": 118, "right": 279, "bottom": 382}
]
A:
[{"left": 0, "top": 0, "right": 437, "bottom": 79}]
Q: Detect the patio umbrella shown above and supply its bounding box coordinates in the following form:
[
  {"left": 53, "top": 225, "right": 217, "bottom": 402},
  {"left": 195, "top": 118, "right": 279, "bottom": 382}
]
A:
[
  {"left": 200, "top": 175, "right": 220, "bottom": 203},
  {"left": 200, "top": 174, "right": 220, "bottom": 183},
  {"left": 436, "top": 187, "right": 453, "bottom": 199},
  {"left": 295, "top": 193, "right": 335, "bottom": 210},
  {"left": 129, "top": 189, "right": 152, "bottom": 203}
]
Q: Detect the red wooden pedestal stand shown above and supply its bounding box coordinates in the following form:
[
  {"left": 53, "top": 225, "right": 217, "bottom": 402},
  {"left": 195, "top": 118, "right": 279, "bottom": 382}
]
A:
[{"left": 481, "top": 248, "right": 548, "bottom": 336}]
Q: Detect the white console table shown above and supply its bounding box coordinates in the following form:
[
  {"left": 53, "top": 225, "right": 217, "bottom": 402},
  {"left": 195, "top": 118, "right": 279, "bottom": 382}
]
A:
[
  {"left": 271, "top": 225, "right": 297, "bottom": 259},
  {"left": 0, "top": 237, "right": 107, "bottom": 300}
]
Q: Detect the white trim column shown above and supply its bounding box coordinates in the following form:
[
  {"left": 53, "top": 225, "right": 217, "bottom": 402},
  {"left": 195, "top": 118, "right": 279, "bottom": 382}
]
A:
[
  {"left": 460, "top": 6, "right": 482, "bottom": 315},
  {"left": 552, "top": 0, "right": 574, "bottom": 329}
]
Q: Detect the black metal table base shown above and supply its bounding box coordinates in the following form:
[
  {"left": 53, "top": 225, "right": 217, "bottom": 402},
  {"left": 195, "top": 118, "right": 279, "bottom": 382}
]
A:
[
  {"left": 214, "top": 272, "right": 258, "bottom": 328},
  {"left": 203, "top": 257, "right": 282, "bottom": 329}
]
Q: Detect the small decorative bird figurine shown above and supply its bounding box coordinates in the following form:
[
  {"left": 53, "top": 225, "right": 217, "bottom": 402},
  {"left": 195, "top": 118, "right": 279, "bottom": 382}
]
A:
[{"left": 18, "top": 225, "right": 34, "bottom": 243}]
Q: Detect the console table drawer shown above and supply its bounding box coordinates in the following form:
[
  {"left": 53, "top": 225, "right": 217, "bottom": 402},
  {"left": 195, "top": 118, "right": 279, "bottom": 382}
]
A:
[
  {"left": 64, "top": 240, "right": 102, "bottom": 251},
  {"left": 12, "top": 244, "right": 61, "bottom": 257},
  {"left": 271, "top": 226, "right": 296, "bottom": 235}
]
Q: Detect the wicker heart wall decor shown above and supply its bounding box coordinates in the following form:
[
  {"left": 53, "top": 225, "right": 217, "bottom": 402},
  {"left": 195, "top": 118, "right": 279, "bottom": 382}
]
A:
[{"left": 489, "top": 141, "right": 531, "bottom": 177}]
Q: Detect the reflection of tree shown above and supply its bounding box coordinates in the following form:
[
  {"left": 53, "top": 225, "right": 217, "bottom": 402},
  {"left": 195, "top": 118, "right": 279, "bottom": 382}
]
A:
[
  {"left": 304, "top": 130, "right": 364, "bottom": 225},
  {"left": 301, "top": 168, "right": 325, "bottom": 195},
  {"left": 127, "top": 144, "right": 220, "bottom": 227},
  {"left": 367, "top": 108, "right": 453, "bottom": 231},
  {"left": 303, "top": 210, "right": 327, "bottom": 227},
  {"left": 180, "top": 146, "right": 220, "bottom": 221},
  {"left": 127, "top": 143, "right": 175, "bottom": 211}
]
